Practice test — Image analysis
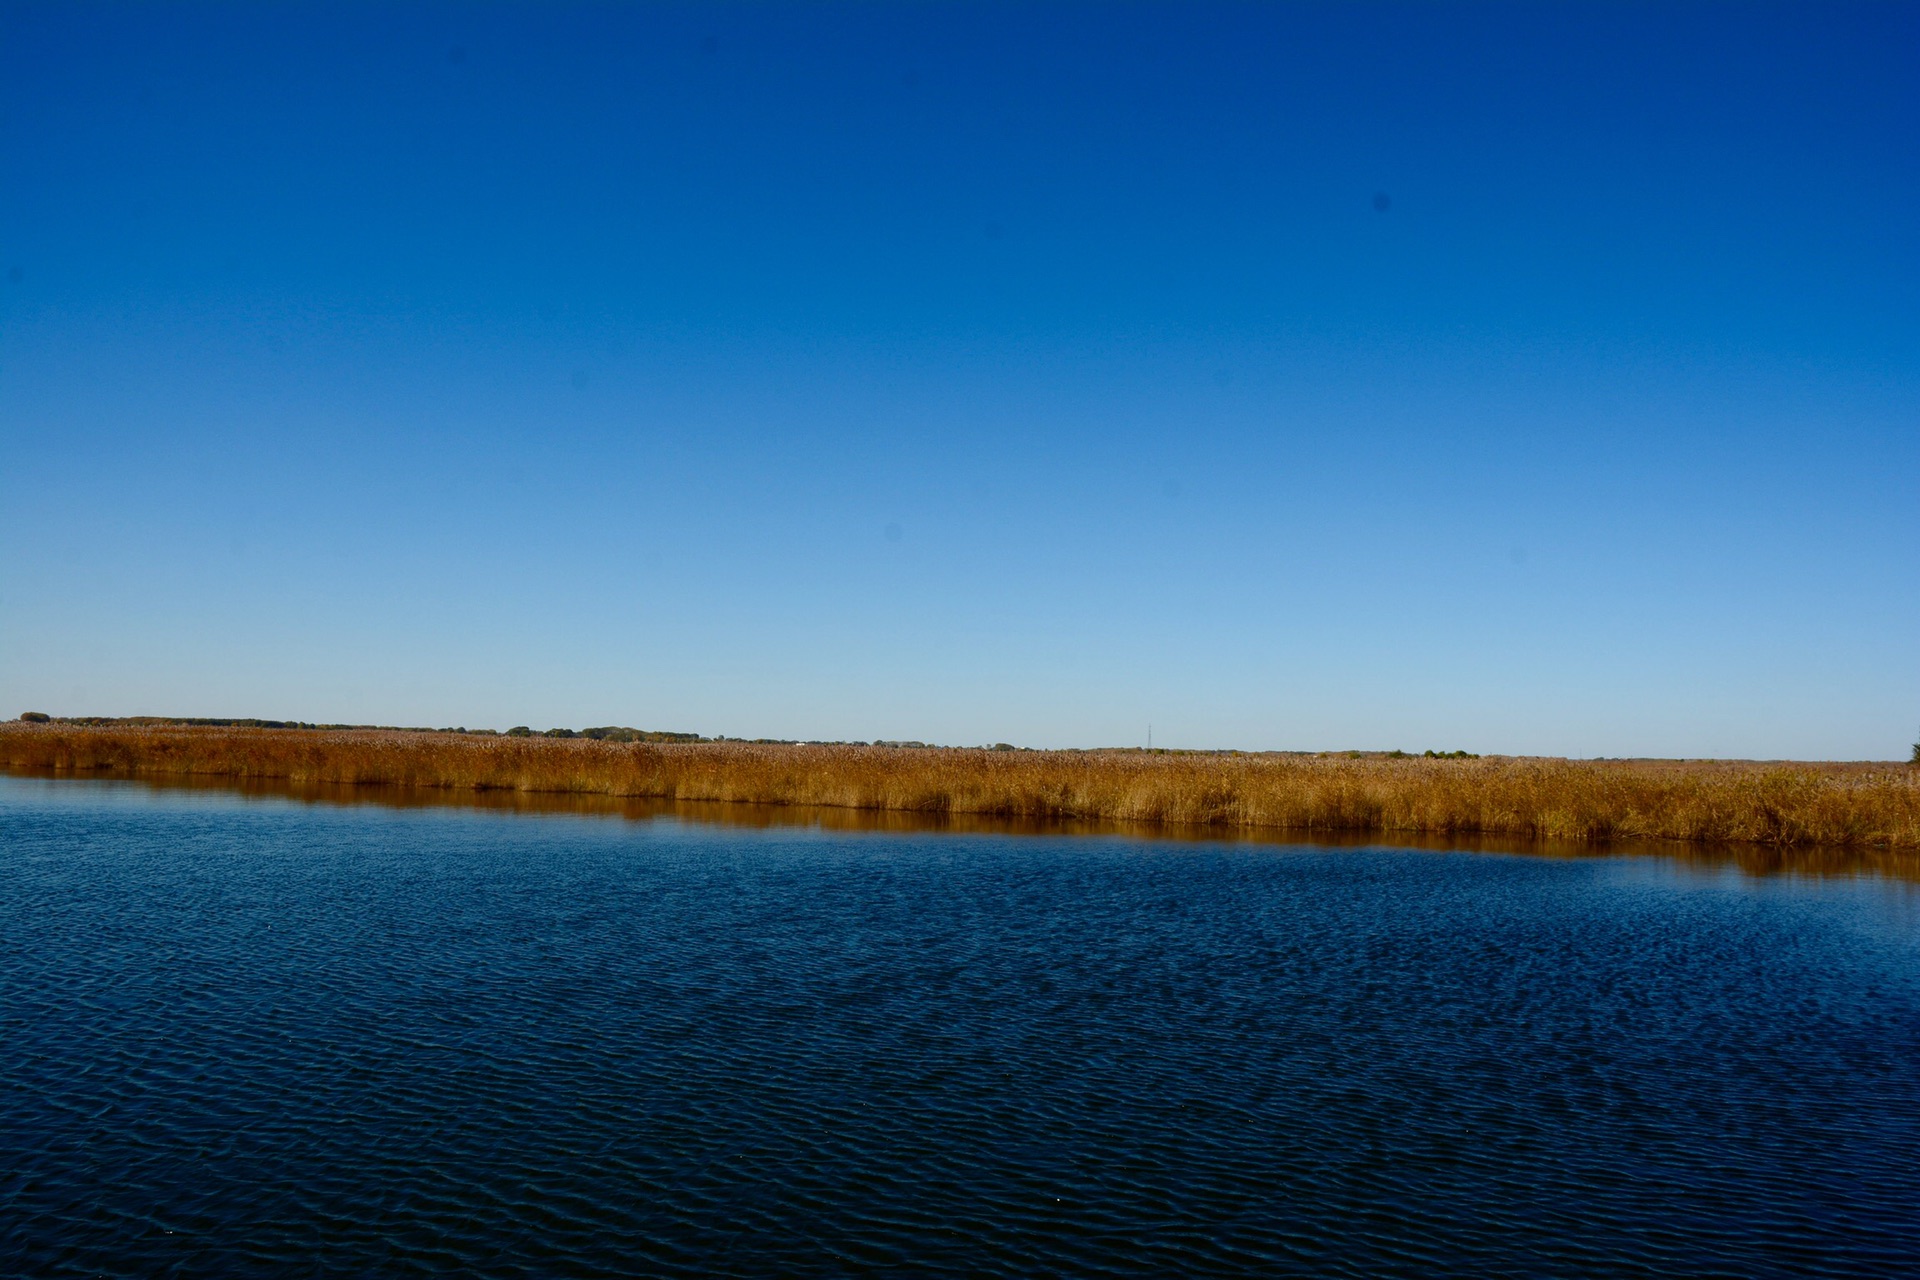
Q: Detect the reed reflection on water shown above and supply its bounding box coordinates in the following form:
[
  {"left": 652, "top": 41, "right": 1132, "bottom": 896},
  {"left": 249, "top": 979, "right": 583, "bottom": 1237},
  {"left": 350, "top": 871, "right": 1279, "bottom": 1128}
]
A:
[{"left": 10, "top": 767, "right": 1915, "bottom": 882}]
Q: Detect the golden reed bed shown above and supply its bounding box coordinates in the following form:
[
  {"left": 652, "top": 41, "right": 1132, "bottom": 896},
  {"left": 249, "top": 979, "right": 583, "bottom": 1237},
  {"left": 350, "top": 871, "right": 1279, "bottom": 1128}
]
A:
[{"left": 4, "top": 722, "right": 1917, "bottom": 850}]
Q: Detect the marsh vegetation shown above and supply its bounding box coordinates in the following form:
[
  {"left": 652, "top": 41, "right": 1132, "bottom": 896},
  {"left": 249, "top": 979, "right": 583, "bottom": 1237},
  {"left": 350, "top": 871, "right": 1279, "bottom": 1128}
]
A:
[{"left": 4, "top": 721, "right": 1915, "bottom": 851}]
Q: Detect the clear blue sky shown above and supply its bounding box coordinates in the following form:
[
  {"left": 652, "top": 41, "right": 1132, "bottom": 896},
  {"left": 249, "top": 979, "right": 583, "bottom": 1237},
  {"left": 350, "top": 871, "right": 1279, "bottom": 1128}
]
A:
[{"left": 2, "top": 2, "right": 1915, "bottom": 758}]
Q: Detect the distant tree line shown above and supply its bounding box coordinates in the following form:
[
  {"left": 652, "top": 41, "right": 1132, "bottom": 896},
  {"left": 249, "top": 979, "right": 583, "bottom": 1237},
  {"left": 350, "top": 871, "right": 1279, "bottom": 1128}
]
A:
[
  {"left": 506, "top": 726, "right": 704, "bottom": 743},
  {"left": 13, "top": 714, "right": 705, "bottom": 740}
]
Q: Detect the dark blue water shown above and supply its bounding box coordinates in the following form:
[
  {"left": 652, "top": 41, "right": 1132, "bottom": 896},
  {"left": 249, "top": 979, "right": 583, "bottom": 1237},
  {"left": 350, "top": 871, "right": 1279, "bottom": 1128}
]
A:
[{"left": 3, "top": 777, "right": 1918, "bottom": 1277}]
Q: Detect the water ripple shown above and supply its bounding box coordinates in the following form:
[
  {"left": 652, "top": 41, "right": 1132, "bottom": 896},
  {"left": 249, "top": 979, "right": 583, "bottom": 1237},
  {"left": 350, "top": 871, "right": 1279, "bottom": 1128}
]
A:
[{"left": 2, "top": 776, "right": 1918, "bottom": 1277}]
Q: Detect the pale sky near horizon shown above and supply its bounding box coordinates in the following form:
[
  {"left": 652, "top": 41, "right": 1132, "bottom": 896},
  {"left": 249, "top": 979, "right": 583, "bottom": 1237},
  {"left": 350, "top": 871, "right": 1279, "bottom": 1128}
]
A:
[{"left": 2, "top": 2, "right": 1915, "bottom": 758}]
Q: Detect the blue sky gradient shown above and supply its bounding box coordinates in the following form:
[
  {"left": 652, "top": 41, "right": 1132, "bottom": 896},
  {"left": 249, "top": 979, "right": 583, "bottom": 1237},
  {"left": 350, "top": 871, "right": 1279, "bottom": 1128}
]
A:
[{"left": 2, "top": 2, "right": 1915, "bottom": 756}]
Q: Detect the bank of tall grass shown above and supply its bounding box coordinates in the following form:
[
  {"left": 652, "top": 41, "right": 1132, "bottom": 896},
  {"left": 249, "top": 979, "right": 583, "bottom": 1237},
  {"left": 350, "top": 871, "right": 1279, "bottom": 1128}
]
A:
[{"left": 4, "top": 722, "right": 1916, "bottom": 850}]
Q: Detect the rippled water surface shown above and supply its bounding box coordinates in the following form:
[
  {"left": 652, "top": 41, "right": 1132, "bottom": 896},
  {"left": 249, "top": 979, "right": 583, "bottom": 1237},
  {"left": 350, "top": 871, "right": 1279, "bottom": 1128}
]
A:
[{"left": 4, "top": 776, "right": 1918, "bottom": 1277}]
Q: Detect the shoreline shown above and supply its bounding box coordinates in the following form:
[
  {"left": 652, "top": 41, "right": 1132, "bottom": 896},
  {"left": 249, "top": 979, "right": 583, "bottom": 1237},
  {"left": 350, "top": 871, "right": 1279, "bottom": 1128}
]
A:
[
  {"left": 3, "top": 722, "right": 1915, "bottom": 851},
  {"left": 9, "top": 764, "right": 1919, "bottom": 881}
]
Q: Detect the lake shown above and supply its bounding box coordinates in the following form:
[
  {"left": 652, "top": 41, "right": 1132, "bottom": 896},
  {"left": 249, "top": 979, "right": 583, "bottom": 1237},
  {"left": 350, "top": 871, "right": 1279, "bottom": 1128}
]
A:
[{"left": 3, "top": 774, "right": 1917, "bottom": 1277}]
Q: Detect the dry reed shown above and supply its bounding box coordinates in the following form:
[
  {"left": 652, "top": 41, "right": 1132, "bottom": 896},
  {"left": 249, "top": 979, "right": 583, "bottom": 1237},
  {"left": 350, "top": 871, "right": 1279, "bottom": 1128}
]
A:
[{"left": 4, "top": 723, "right": 1917, "bottom": 850}]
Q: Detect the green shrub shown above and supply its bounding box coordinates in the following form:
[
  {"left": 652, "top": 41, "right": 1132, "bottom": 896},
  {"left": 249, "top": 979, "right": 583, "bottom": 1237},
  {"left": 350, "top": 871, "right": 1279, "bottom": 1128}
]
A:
[{"left": 505, "top": 725, "right": 533, "bottom": 737}]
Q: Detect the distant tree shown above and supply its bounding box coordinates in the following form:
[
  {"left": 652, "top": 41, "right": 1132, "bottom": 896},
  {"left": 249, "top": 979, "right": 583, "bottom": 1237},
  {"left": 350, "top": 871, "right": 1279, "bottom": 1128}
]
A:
[
  {"left": 505, "top": 725, "right": 533, "bottom": 737},
  {"left": 18, "top": 711, "right": 50, "bottom": 722}
]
